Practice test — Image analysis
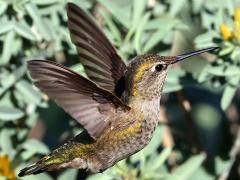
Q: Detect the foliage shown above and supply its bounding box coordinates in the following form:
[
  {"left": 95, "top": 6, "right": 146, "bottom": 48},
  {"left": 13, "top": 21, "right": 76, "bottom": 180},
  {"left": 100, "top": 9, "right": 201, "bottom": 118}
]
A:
[{"left": 0, "top": 0, "right": 240, "bottom": 180}]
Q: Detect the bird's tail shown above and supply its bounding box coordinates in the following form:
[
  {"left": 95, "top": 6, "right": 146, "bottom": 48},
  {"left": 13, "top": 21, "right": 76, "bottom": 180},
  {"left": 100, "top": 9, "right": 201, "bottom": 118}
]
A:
[
  {"left": 18, "top": 137, "right": 90, "bottom": 177},
  {"left": 18, "top": 155, "right": 58, "bottom": 177}
]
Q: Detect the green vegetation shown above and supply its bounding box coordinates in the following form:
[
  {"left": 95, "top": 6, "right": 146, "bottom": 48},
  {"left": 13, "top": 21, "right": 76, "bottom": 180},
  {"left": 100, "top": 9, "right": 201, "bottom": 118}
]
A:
[{"left": 0, "top": 0, "right": 240, "bottom": 179}]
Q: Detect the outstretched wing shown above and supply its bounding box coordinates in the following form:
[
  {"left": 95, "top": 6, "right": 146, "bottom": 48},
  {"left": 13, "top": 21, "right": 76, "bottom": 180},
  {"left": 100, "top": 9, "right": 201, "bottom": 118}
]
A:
[
  {"left": 67, "top": 3, "right": 126, "bottom": 93},
  {"left": 28, "top": 60, "right": 130, "bottom": 139}
]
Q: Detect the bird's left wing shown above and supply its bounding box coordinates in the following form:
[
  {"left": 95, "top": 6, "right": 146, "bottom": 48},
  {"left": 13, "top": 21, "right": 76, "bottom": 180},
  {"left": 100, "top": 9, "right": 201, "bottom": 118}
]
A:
[
  {"left": 67, "top": 3, "right": 126, "bottom": 94},
  {"left": 27, "top": 60, "right": 130, "bottom": 139}
]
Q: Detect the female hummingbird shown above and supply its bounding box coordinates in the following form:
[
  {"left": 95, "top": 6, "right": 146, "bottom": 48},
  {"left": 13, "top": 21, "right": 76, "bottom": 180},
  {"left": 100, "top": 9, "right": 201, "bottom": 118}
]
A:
[{"left": 18, "top": 3, "right": 218, "bottom": 177}]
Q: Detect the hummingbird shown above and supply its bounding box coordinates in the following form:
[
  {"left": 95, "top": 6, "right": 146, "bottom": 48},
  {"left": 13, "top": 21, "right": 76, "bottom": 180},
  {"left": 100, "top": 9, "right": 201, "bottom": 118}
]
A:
[{"left": 18, "top": 2, "right": 218, "bottom": 177}]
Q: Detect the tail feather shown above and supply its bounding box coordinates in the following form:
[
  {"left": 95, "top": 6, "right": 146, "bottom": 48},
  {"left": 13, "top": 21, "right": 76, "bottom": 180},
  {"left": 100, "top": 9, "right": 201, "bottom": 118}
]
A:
[
  {"left": 18, "top": 163, "right": 48, "bottom": 177},
  {"left": 18, "top": 140, "right": 87, "bottom": 177},
  {"left": 18, "top": 155, "right": 56, "bottom": 177}
]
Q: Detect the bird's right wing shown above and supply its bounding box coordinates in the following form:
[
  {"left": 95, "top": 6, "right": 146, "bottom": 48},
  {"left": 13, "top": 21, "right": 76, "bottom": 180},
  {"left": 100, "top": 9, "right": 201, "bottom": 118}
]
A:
[{"left": 28, "top": 60, "right": 130, "bottom": 140}]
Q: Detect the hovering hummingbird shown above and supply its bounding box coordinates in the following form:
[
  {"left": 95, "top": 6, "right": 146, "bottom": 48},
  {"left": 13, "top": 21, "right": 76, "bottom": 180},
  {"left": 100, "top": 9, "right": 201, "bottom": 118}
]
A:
[{"left": 18, "top": 2, "right": 218, "bottom": 177}]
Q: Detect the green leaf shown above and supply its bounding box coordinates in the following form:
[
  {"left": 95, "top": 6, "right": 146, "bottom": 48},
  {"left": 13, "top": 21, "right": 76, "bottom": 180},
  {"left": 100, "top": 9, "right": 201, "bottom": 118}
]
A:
[
  {"left": 128, "top": 0, "right": 148, "bottom": 40},
  {"left": 207, "top": 66, "right": 225, "bottom": 76},
  {"left": 224, "top": 66, "right": 240, "bottom": 76},
  {"left": 0, "top": 31, "right": 15, "bottom": 65},
  {"left": 0, "top": 106, "right": 24, "bottom": 121},
  {"left": 198, "top": 67, "right": 210, "bottom": 83},
  {"left": 87, "top": 172, "right": 115, "bottom": 180},
  {"left": 15, "top": 80, "right": 43, "bottom": 105},
  {"left": 134, "top": 12, "right": 151, "bottom": 53},
  {"left": 25, "top": 112, "right": 39, "bottom": 127},
  {"left": 150, "top": 146, "right": 173, "bottom": 171},
  {"left": 58, "top": 169, "right": 78, "bottom": 180},
  {"left": 0, "top": 92, "right": 14, "bottom": 107},
  {"left": 38, "top": 4, "right": 62, "bottom": 16},
  {"left": 188, "top": 166, "right": 213, "bottom": 180},
  {"left": 34, "top": 0, "right": 59, "bottom": 5},
  {"left": 215, "top": 157, "right": 232, "bottom": 176},
  {"left": 11, "top": 36, "right": 22, "bottom": 57},
  {"left": 192, "top": 0, "right": 205, "bottom": 13},
  {"left": 25, "top": 3, "right": 52, "bottom": 41},
  {"left": 165, "top": 69, "right": 186, "bottom": 82},
  {"left": 204, "top": 65, "right": 240, "bottom": 77},
  {"left": 14, "top": 20, "right": 37, "bottom": 41},
  {"left": 221, "top": 84, "right": 238, "bottom": 110},
  {"left": 97, "top": 0, "right": 131, "bottom": 29},
  {"left": 0, "top": 1, "right": 8, "bottom": 15},
  {"left": 198, "top": 64, "right": 240, "bottom": 82},
  {"left": 17, "top": 129, "right": 29, "bottom": 142},
  {"left": 219, "top": 44, "right": 234, "bottom": 56},
  {"left": 21, "top": 172, "right": 53, "bottom": 180},
  {"left": 145, "top": 18, "right": 179, "bottom": 30},
  {"left": 194, "top": 31, "right": 218, "bottom": 49},
  {"left": 163, "top": 83, "right": 182, "bottom": 93},
  {"left": 167, "top": 153, "right": 206, "bottom": 180},
  {"left": 0, "top": 20, "right": 13, "bottom": 35},
  {"left": 143, "top": 19, "right": 178, "bottom": 52},
  {"left": 0, "top": 129, "right": 13, "bottom": 158},
  {"left": 22, "top": 139, "right": 49, "bottom": 160},
  {"left": 231, "top": 47, "right": 240, "bottom": 61},
  {"left": 163, "top": 69, "right": 187, "bottom": 93},
  {"left": 169, "top": 0, "right": 187, "bottom": 16},
  {"left": 100, "top": 9, "right": 122, "bottom": 45},
  {"left": 132, "top": 0, "right": 147, "bottom": 26}
]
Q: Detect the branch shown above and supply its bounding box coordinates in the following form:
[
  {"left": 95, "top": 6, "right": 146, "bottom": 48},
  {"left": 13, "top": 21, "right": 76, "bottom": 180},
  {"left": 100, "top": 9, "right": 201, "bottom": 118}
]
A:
[{"left": 176, "top": 90, "right": 202, "bottom": 152}]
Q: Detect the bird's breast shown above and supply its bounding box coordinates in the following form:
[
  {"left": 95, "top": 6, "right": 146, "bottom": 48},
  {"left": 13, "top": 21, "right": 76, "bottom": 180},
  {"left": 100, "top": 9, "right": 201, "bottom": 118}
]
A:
[
  {"left": 94, "top": 99, "right": 160, "bottom": 169},
  {"left": 98, "top": 119, "right": 157, "bottom": 170}
]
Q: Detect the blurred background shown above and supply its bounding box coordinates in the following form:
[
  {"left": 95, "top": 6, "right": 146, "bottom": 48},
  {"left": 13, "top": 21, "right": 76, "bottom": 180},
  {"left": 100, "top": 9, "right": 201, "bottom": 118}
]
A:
[{"left": 1, "top": 0, "right": 240, "bottom": 179}]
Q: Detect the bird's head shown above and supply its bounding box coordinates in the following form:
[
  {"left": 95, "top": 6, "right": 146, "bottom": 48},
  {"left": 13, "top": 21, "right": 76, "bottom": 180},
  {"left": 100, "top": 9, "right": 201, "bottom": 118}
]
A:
[{"left": 124, "top": 47, "right": 218, "bottom": 100}]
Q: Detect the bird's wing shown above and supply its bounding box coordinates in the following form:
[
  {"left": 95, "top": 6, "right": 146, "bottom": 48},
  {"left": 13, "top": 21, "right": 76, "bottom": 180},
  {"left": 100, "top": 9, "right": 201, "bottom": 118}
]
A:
[
  {"left": 67, "top": 3, "right": 126, "bottom": 94},
  {"left": 28, "top": 60, "right": 130, "bottom": 140}
]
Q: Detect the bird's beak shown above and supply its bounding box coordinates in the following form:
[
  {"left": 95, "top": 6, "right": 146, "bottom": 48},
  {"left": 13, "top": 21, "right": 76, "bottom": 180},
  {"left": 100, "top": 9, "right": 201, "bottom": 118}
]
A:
[{"left": 171, "top": 47, "right": 219, "bottom": 64}]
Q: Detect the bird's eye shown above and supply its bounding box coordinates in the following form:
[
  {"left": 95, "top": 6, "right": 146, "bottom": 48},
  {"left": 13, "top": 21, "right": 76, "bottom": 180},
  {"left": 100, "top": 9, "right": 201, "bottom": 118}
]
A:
[{"left": 155, "top": 64, "right": 164, "bottom": 72}]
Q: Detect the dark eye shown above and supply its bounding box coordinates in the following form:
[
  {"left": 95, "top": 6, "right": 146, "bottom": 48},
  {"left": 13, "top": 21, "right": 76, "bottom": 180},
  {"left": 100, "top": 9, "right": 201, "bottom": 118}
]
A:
[{"left": 155, "top": 64, "right": 164, "bottom": 72}]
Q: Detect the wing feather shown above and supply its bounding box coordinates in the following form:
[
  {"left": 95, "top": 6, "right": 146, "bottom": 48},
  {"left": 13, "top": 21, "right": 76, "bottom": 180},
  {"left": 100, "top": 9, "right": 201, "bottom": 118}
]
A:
[
  {"left": 28, "top": 60, "right": 129, "bottom": 139},
  {"left": 67, "top": 3, "right": 126, "bottom": 93}
]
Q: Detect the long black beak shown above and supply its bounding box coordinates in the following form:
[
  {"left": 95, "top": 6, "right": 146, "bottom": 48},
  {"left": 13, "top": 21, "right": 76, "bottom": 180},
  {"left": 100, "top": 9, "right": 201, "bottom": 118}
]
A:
[{"left": 172, "top": 47, "right": 219, "bottom": 64}]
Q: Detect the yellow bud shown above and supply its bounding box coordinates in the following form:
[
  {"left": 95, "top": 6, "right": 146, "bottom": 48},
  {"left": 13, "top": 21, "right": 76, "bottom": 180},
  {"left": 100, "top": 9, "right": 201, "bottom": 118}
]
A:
[
  {"left": 0, "top": 155, "right": 16, "bottom": 179},
  {"left": 219, "top": 23, "right": 232, "bottom": 40},
  {"left": 234, "top": 8, "right": 240, "bottom": 22},
  {"left": 233, "top": 21, "right": 240, "bottom": 40}
]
